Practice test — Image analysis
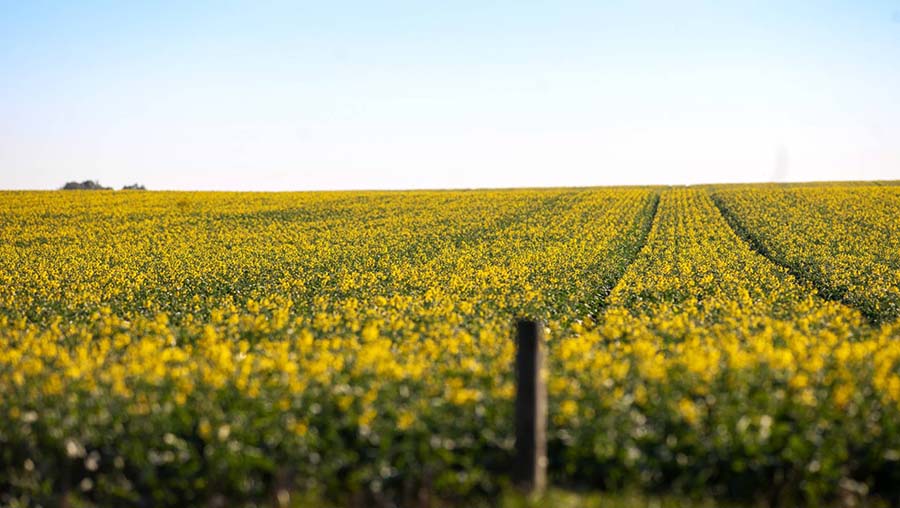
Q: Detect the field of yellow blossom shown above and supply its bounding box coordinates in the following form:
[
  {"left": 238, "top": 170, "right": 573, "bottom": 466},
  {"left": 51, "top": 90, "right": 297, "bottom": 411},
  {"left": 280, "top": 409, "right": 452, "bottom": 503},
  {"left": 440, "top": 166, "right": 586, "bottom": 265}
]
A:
[{"left": 1, "top": 182, "right": 899, "bottom": 507}]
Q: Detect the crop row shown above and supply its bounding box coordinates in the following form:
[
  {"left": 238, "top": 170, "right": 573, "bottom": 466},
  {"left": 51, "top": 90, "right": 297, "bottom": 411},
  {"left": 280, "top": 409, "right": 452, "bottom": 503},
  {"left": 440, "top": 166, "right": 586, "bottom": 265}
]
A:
[
  {"left": 711, "top": 185, "right": 900, "bottom": 323},
  {"left": 552, "top": 188, "right": 900, "bottom": 504}
]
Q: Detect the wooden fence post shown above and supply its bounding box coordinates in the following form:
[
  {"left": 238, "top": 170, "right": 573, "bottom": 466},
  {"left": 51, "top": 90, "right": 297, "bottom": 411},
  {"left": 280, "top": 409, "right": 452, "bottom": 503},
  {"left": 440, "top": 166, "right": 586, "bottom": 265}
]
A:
[{"left": 514, "top": 319, "right": 547, "bottom": 494}]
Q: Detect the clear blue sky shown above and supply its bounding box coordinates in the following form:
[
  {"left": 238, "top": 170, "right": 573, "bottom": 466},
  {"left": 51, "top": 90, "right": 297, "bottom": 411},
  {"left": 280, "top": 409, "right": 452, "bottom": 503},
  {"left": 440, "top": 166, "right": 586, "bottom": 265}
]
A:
[{"left": 2, "top": 0, "right": 899, "bottom": 190}]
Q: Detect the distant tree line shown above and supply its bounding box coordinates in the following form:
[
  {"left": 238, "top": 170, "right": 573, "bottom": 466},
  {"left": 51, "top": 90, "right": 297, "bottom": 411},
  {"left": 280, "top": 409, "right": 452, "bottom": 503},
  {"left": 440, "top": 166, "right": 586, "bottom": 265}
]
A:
[{"left": 62, "top": 180, "right": 146, "bottom": 191}]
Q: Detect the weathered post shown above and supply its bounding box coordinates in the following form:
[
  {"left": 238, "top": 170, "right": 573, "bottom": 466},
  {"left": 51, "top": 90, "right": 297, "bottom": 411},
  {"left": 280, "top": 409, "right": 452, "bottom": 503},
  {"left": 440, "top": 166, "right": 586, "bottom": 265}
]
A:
[{"left": 514, "top": 319, "right": 547, "bottom": 494}]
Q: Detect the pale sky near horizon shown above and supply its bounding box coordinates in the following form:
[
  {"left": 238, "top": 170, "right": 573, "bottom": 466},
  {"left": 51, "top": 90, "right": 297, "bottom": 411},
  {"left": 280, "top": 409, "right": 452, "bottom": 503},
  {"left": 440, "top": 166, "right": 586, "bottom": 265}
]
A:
[{"left": 2, "top": 1, "right": 899, "bottom": 191}]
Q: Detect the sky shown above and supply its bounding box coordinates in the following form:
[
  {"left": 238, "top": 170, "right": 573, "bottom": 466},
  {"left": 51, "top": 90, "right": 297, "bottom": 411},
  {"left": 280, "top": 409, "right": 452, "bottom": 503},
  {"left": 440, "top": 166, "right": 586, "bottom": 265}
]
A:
[{"left": 2, "top": 1, "right": 899, "bottom": 191}]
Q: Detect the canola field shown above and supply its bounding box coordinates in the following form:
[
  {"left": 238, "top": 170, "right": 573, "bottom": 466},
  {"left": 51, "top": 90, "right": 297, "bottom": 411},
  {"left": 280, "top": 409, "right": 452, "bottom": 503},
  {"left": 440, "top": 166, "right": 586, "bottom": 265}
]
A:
[{"left": 1, "top": 183, "right": 899, "bottom": 506}]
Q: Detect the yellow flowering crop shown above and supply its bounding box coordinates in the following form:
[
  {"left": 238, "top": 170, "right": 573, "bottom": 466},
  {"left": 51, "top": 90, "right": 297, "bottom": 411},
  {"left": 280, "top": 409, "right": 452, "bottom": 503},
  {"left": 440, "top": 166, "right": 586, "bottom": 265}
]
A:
[
  {"left": 712, "top": 184, "right": 900, "bottom": 323},
  {"left": 0, "top": 184, "right": 898, "bottom": 506}
]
